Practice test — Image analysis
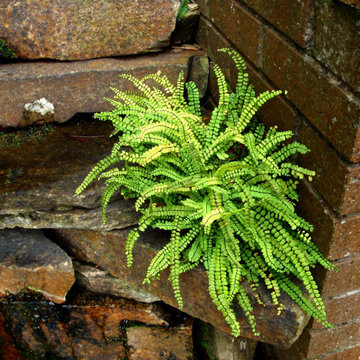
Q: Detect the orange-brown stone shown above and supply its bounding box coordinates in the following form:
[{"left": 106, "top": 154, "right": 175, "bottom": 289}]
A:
[
  {"left": 127, "top": 323, "right": 194, "bottom": 360},
  {"left": 0, "top": 0, "right": 180, "bottom": 60},
  {"left": 0, "top": 229, "right": 74, "bottom": 303}
]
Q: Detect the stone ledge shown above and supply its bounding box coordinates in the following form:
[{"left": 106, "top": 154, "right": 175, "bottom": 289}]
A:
[{"left": 0, "top": 49, "right": 206, "bottom": 127}]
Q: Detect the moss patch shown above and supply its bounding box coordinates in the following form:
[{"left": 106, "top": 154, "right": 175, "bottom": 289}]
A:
[{"left": 0, "top": 124, "right": 55, "bottom": 148}]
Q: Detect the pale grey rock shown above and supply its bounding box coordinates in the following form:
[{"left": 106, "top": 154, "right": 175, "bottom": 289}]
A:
[
  {"left": 74, "top": 261, "right": 160, "bottom": 303},
  {"left": 196, "top": 321, "right": 258, "bottom": 360}
]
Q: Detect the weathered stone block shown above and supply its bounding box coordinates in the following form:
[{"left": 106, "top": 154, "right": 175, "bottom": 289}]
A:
[
  {"left": 74, "top": 261, "right": 160, "bottom": 303},
  {"left": 127, "top": 324, "right": 194, "bottom": 360},
  {"left": 0, "top": 119, "right": 138, "bottom": 230},
  {"left": 0, "top": 0, "right": 180, "bottom": 60},
  {"left": 0, "top": 50, "right": 205, "bottom": 127},
  {"left": 0, "top": 289, "right": 173, "bottom": 359},
  {"left": 0, "top": 228, "right": 74, "bottom": 303}
]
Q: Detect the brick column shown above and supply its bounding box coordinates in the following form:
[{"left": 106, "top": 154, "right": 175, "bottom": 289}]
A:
[{"left": 196, "top": 0, "right": 360, "bottom": 359}]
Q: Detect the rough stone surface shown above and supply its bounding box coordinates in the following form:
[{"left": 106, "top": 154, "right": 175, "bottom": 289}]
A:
[
  {"left": 311, "top": 289, "right": 360, "bottom": 329},
  {"left": 127, "top": 323, "right": 194, "bottom": 360},
  {"left": 316, "top": 255, "right": 360, "bottom": 297},
  {"left": 196, "top": 321, "right": 258, "bottom": 360},
  {"left": 187, "top": 52, "right": 210, "bottom": 99},
  {"left": 0, "top": 228, "right": 74, "bottom": 303},
  {"left": 0, "top": 50, "right": 206, "bottom": 127},
  {"left": 0, "top": 119, "right": 139, "bottom": 230},
  {"left": 293, "top": 318, "right": 360, "bottom": 359},
  {"left": 74, "top": 261, "right": 160, "bottom": 303},
  {"left": 51, "top": 228, "right": 311, "bottom": 347},
  {"left": 0, "top": 289, "right": 173, "bottom": 359},
  {"left": 0, "top": 0, "right": 180, "bottom": 60}
]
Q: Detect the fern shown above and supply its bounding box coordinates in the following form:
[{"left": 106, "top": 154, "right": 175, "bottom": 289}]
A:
[
  {"left": 75, "top": 49, "right": 335, "bottom": 337},
  {"left": 177, "top": 0, "right": 190, "bottom": 22}
]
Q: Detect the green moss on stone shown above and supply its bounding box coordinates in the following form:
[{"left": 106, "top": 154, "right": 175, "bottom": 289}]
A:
[{"left": 0, "top": 124, "right": 55, "bottom": 149}]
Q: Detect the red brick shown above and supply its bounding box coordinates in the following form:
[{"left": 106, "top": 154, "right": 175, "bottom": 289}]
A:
[
  {"left": 262, "top": 26, "right": 360, "bottom": 162},
  {"left": 317, "top": 344, "right": 360, "bottom": 360},
  {"left": 276, "top": 332, "right": 360, "bottom": 360},
  {"left": 311, "top": 289, "right": 360, "bottom": 329},
  {"left": 208, "top": 0, "right": 261, "bottom": 66},
  {"left": 240, "top": 0, "right": 312, "bottom": 46},
  {"left": 299, "top": 121, "right": 360, "bottom": 215},
  {"left": 247, "top": 65, "right": 297, "bottom": 132},
  {"left": 296, "top": 319, "right": 360, "bottom": 359},
  {"left": 197, "top": 16, "right": 237, "bottom": 101},
  {"left": 313, "top": 0, "right": 360, "bottom": 92},
  {"left": 197, "top": 17, "right": 297, "bottom": 132},
  {"left": 318, "top": 255, "right": 360, "bottom": 297},
  {"left": 297, "top": 182, "right": 360, "bottom": 261}
]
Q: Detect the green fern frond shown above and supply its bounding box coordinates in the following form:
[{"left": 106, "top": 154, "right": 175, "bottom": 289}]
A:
[{"left": 75, "top": 47, "right": 335, "bottom": 338}]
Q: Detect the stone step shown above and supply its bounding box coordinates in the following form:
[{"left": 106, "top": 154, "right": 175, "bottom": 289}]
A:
[
  {"left": 0, "top": 0, "right": 180, "bottom": 60},
  {"left": 51, "top": 228, "right": 310, "bottom": 348},
  {"left": 0, "top": 49, "right": 207, "bottom": 127}
]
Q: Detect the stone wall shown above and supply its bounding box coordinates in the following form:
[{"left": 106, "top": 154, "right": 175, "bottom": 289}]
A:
[{"left": 195, "top": 1, "right": 360, "bottom": 359}]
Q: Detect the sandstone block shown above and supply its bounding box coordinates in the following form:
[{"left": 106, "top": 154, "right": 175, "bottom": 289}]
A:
[
  {"left": 74, "top": 261, "right": 160, "bottom": 303},
  {"left": 0, "top": 50, "right": 205, "bottom": 128},
  {"left": 127, "top": 324, "right": 194, "bottom": 360},
  {"left": 0, "top": 228, "right": 74, "bottom": 303},
  {"left": 0, "top": 119, "right": 138, "bottom": 230},
  {"left": 0, "top": 288, "right": 172, "bottom": 359},
  {"left": 0, "top": 0, "right": 180, "bottom": 60}
]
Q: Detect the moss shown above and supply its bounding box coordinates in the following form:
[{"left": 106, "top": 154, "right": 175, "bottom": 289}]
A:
[
  {"left": 0, "top": 124, "right": 55, "bottom": 149},
  {"left": 5, "top": 168, "right": 24, "bottom": 184},
  {"left": 0, "top": 39, "right": 16, "bottom": 60}
]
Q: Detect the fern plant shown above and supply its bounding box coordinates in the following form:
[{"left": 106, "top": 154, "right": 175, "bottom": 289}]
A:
[
  {"left": 75, "top": 48, "right": 335, "bottom": 337},
  {"left": 177, "top": 0, "right": 190, "bottom": 21}
]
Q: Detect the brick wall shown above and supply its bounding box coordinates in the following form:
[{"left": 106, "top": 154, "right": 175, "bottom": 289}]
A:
[{"left": 195, "top": 1, "right": 360, "bottom": 359}]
